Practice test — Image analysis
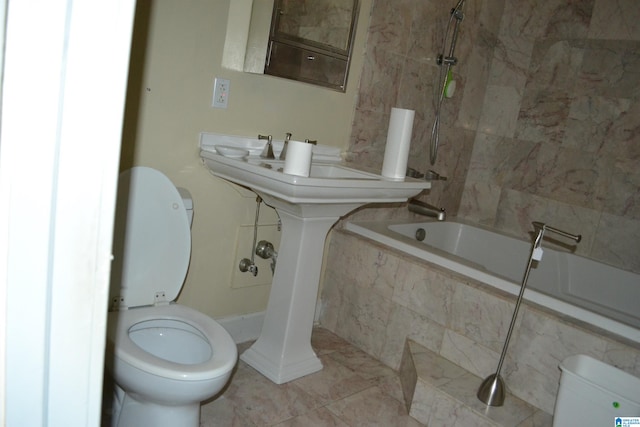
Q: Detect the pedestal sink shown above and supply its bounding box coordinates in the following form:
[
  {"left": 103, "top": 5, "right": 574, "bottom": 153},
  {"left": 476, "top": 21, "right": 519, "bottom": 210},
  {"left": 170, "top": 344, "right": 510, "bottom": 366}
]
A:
[{"left": 200, "top": 133, "right": 430, "bottom": 384}]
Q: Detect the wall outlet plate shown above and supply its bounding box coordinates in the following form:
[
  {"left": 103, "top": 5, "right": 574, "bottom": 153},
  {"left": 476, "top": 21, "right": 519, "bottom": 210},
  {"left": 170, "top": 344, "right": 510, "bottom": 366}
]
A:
[{"left": 212, "top": 77, "right": 230, "bottom": 108}]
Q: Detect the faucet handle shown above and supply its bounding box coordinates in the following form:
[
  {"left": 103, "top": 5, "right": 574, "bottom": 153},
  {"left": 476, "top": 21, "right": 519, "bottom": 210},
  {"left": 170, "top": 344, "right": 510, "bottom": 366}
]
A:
[
  {"left": 279, "top": 132, "right": 293, "bottom": 160},
  {"left": 304, "top": 139, "right": 317, "bottom": 145},
  {"left": 259, "top": 134, "right": 275, "bottom": 159},
  {"left": 425, "top": 170, "right": 447, "bottom": 181}
]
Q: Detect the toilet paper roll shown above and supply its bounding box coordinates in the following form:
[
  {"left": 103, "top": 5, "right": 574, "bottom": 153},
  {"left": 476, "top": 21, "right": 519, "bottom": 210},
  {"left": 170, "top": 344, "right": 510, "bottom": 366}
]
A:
[
  {"left": 283, "top": 140, "right": 313, "bottom": 177},
  {"left": 382, "top": 107, "right": 415, "bottom": 180}
]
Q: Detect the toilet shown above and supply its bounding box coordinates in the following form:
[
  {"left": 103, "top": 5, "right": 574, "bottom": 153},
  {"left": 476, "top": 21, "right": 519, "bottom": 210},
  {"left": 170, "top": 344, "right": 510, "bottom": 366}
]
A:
[{"left": 104, "top": 167, "right": 237, "bottom": 427}]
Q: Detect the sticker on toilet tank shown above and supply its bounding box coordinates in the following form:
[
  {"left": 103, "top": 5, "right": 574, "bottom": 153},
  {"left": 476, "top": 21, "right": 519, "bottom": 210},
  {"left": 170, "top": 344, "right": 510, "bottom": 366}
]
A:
[{"left": 616, "top": 417, "right": 640, "bottom": 426}]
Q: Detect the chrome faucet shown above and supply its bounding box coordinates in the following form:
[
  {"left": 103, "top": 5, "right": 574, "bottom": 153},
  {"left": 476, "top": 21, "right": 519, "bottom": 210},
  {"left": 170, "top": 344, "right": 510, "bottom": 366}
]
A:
[
  {"left": 408, "top": 198, "right": 446, "bottom": 221},
  {"left": 279, "top": 132, "right": 292, "bottom": 160}
]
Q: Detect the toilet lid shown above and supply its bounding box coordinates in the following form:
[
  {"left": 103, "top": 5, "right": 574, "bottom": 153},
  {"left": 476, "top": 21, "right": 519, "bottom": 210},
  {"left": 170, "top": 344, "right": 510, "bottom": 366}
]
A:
[{"left": 110, "top": 167, "right": 191, "bottom": 308}]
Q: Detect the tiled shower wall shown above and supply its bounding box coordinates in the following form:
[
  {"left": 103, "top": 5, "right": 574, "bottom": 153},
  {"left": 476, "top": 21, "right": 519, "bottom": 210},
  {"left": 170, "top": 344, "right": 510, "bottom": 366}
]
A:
[{"left": 345, "top": 0, "right": 640, "bottom": 273}]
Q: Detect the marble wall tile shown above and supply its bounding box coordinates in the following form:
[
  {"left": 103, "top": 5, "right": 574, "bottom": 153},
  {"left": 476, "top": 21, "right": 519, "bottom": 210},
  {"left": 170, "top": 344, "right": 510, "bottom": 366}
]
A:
[
  {"left": 439, "top": 329, "right": 501, "bottom": 379},
  {"left": 608, "top": 99, "right": 640, "bottom": 161},
  {"left": 499, "top": 0, "right": 594, "bottom": 39},
  {"left": 533, "top": 143, "right": 613, "bottom": 210},
  {"left": 563, "top": 95, "right": 633, "bottom": 155},
  {"left": 589, "top": 0, "right": 640, "bottom": 41},
  {"left": 603, "top": 340, "right": 640, "bottom": 378},
  {"left": 356, "top": 45, "right": 404, "bottom": 115},
  {"left": 488, "top": 35, "right": 534, "bottom": 89},
  {"left": 465, "top": 133, "right": 539, "bottom": 190},
  {"left": 576, "top": 40, "right": 640, "bottom": 98},
  {"left": 514, "top": 88, "right": 571, "bottom": 144},
  {"left": 457, "top": 182, "right": 501, "bottom": 226},
  {"left": 605, "top": 157, "right": 640, "bottom": 220},
  {"left": 334, "top": 280, "right": 394, "bottom": 358},
  {"left": 396, "top": 58, "right": 436, "bottom": 123},
  {"left": 478, "top": 85, "right": 522, "bottom": 137},
  {"left": 476, "top": 0, "right": 506, "bottom": 38},
  {"left": 407, "top": 380, "right": 440, "bottom": 426},
  {"left": 379, "top": 304, "right": 445, "bottom": 370},
  {"left": 318, "top": 270, "right": 346, "bottom": 332},
  {"left": 391, "top": 262, "right": 456, "bottom": 327},
  {"left": 591, "top": 213, "right": 640, "bottom": 273},
  {"left": 366, "top": 0, "right": 414, "bottom": 55},
  {"left": 457, "top": 45, "right": 490, "bottom": 131},
  {"left": 399, "top": 340, "right": 418, "bottom": 412},
  {"left": 406, "top": 0, "right": 441, "bottom": 62},
  {"left": 449, "top": 282, "right": 518, "bottom": 352},
  {"left": 423, "top": 387, "right": 498, "bottom": 427},
  {"left": 526, "top": 39, "right": 584, "bottom": 92},
  {"left": 506, "top": 306, "right": 609, "bottom": 413},
  {"left": 349, "top": 108, "right": 387, "bottom": 155},
  {"left": 428, "top": 127, "right": 475, "bottom": 183}
]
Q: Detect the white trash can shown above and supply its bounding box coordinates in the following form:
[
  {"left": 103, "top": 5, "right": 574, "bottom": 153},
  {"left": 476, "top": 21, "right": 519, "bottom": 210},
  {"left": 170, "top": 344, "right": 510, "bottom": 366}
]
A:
[{"left": 553, "top": 354, "right": 640, "bottom": 427}]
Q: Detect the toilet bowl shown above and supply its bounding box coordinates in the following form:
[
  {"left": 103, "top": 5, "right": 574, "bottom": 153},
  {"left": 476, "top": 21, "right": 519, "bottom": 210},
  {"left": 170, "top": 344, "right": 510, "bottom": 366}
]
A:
[{"left": 105, "top": 167, "right": 237, "bottom": 427}]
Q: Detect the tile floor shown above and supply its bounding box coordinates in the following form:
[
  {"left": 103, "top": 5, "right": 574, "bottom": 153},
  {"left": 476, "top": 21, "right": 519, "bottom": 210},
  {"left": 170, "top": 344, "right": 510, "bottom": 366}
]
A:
[{"left": 200, "top": 327, "right": 424, "bottom": 427}]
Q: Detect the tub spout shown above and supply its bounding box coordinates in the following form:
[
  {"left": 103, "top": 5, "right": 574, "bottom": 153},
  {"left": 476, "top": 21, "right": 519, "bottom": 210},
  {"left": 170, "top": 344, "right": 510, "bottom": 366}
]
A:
[{"left": 408, "top": 199, "right": 446, "bottom": 221}]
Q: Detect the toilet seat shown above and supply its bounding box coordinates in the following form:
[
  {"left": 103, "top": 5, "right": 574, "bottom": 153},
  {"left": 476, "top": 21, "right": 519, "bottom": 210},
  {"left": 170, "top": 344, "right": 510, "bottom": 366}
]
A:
[
  {"left": 110, "top": 167, "right": 191, "bottom": 309},
  {"left": 107, "top": 304, "right": 236, "bottom": 382}
]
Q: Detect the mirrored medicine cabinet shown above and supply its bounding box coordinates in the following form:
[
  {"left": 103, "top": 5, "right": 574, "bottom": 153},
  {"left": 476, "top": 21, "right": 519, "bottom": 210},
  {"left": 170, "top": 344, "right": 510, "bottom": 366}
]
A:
[{"left": 222, "top": 0, "right": 360, "bottom": 92}]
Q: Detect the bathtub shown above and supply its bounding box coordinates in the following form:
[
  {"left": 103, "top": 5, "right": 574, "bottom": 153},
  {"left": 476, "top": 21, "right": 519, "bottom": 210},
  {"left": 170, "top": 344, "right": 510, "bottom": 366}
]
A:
[{"left": 344, "top": 219, "right": 640, "bottom": 344}]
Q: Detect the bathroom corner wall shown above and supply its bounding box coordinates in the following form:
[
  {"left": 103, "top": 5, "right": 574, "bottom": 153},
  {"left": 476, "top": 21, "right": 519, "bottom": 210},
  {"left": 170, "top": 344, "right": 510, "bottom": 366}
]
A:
[
  {"left": 343, "top": 0, "right": 640, "bottom": 274},
  {"left": 458, "top": 0, "right": 640, "bottom": 273}
]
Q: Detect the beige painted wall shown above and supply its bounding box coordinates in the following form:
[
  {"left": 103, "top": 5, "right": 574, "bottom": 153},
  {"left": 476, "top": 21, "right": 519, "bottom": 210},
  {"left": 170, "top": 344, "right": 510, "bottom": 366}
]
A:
[{"left": 120, "top": 0, "right": 371, "bottom": 318}]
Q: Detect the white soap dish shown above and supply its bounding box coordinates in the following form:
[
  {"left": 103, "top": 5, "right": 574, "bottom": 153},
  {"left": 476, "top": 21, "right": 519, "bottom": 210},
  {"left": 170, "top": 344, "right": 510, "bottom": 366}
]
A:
[{"left": 215, "top": 145, "right": 249, "bottom": 159}]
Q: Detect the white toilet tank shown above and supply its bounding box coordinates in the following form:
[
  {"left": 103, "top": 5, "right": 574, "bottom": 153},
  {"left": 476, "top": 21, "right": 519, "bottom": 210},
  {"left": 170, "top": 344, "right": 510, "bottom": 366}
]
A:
[
  {"left": 177, "top": 187, "right": 193, "bottom": 226},
  {"left": 553, "top": 354, "right": 640, "bottom": 426}
]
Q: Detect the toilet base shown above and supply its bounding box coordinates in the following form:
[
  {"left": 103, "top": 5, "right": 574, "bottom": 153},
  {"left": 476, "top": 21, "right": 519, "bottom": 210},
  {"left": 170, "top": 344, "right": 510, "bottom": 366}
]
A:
[{"left": 110, "top": 385, "right": 200, "bottom": 427}]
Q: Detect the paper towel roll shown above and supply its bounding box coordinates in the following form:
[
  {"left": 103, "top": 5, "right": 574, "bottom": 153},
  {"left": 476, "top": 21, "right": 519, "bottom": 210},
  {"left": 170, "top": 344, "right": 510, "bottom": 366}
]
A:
[
  {"left": 283, "top": 140, "right": 313, "bottom": 177},
  {"left": 382, "top": 107, "right": 415, "bottom": 180}
]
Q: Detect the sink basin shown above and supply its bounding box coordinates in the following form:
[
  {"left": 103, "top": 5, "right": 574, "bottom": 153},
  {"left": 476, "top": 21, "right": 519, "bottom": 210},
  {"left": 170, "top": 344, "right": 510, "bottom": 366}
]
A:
[
  {"left": 199, "top": 133, "right": 430, "bottom": 384},
  {"left": 200, "top": 149, "right": 430, "bottom": 204}
]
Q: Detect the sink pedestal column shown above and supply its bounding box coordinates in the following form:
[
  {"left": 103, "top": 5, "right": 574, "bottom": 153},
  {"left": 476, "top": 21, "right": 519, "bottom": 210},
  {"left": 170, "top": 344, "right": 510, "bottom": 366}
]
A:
[{"left": 240, "top": 196, "right": 362, "bottom": 384}]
